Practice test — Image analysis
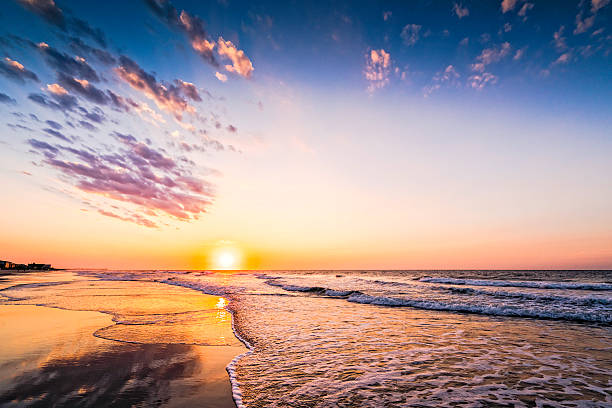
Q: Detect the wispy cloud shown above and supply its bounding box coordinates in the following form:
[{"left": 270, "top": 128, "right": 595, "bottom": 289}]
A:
[
  {"left": 424, "top": 65, "right": 460, "bottom": 97},
  {"left": 518, "top": 3, "right": 534, "bottom": 18},
  {"left": 553, "top": 26, "right": 567, "bottom": 51},
  {"left": 0, "top": 92, "right": 17, "bottom": 104},
  {"left": 467, "top": 72, "right": 498, "bottom": 90},
  {"left": 453, "top": 3, "right": 469, "bottom": 19},
  {"left": 143, "top": 0, "right": 254, "bottom": 79},
  {"left": 0, "top": 57, "right": 39, "bottom": 83},
  {"left": 401, "top": 24, "right": 421, "bottom": 46},
  {"left": 16, "top": 0, "right": 107, "bottom": 47},
  {"left": 471, "top": 42, "right": 511, "bottom": 72},
  {"left": 35, "top": 41, "right": 100, "bottom": 82},
  {"left": 115, "top": 56, "right": 196, "bottom": 120},
  {"left": 27, "top": 133, "right": 215, "bottom": 223},
  {"left": 364, "top": 49, "right": 391, "bottom": 93}
]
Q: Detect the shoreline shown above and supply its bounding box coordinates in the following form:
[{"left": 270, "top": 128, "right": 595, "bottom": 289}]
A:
[{"left": 0, "top": 273, "right": 244, "bottom": 407}]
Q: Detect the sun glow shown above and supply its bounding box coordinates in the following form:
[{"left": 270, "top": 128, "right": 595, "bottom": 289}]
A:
[{"left": 210, "top": 244, "right": 242, "bottom": 270}]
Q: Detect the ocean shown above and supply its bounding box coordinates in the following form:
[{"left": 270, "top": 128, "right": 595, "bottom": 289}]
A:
[{"left": 1, "top": 269, "right": 611, "bottom": 407}]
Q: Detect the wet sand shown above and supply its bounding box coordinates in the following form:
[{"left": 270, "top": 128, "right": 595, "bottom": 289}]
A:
[{"left": 0, "top": 273, "right": 245, "bottom": 407}]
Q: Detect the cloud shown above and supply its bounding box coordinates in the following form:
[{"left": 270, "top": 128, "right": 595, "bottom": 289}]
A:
[
  {"left": 28, "top": 90, "right": 78, "bottom": 113},
  {"left": 27, "top": 138, "right": 59, "bottom": 155},
  {"left": 144, "top": 0, "right": 218, "bottom": 65},
  {"left": 57, "top": 73, "right": 111, "bottom": 105},
  {"left": 106, "top": 90, "right": 131, "bottom": 112},
  {"left": 468, "top": 72, "right": 498, "bottom": 90},
  {"left": 574, "top": 13, "right": 595, "bottom": 34},
  {"left": 43, "top": 127, "right": 72, "bottom": 142},
  {"left": 115, "top": 56, "right": 195, "bottom": 120},
  {"left": 364, "top": 49, "right": 391, "bottom": 93},
  {"left": 144, "top": 0, "right": 255, "bottom": 79},
  {"left": 0, "top": 92, "right": 16, "bottom": 104},
  {"left": 592, "top": 0, "right": 610, "bottom": 13},
  {"left": 69, "top": 18, "right": 107, "bottom": 48},
  {"left": 501, "top": 0, "right": 519, "bottom": 13},
  {"left": 78, "top": 120, "right": 97, "bottom": 131},
  {"left": 178, "top": 10, "right": 218, "bottom": 66},
  {"left": 36, "top": 42, "right": 100, "bottom": 82},
  {"left": 0, "top": 57, "right": 39, "bottom": 83},
  {"left": 553, "top": 52, "right": 572, "bottom": 65},
  {"left": 424, "top": 65, "right": 460, "bottom": 97},
  {"left": 16, "top": 0, "right": 107, "bottom": 47},
  {"left": 217, "top": 38, "right": 254, "bottom": 78},
  {"left": 453, "top": 3, "right": 469, "bottom": 18},
  {"left": 97, "top": 209, "right": 157, "bottom": 228},
  {"left": 518, "top": 3, "right": 534, "bottom": 17},
  {"left": 513, "top": 47, "right": 526, "bottom": 60},
  {"left": 553, "top": 26, "right": 567, "bottom": 51},
  {"left": 80, "top": 106, "right": 106, "bottom": 124},
  {"left": 401, "top": 24, "right": 421, "bottom": 46},
  {"left": 215, "top": 71, "right": 227, "bottom": 82},
  {"left": 45, "top": 120, "right": 62, "bottom": 129},
  {"left": 471, "top": 42, "right": 511, "bottom": 72},
  {"left": 27, "top": 132, "right": 214, "bottom": 222},
  {"left": 68, "top": 37, "right": 116, "bottom": 65},
  {"left": 47, "top": 83, "right": 67, "bottom": 95},
  {"left": 17, "top": 0, "right": 65, "bottom": 28},
  {"left": 174, "top": 80, "right": 201, "bottom": 101}
]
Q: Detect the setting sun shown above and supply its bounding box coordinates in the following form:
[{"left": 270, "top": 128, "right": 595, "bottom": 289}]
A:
[{"left": 211, "top": 246, "right": 242, "bottom": 270}]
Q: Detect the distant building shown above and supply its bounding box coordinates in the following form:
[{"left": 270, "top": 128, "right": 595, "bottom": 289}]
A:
[
  {"left": 27, "top": 263, "right": 52, "bottom": 270},
  {"left": 0, "top": 260, "right": 52, "bottom": 270}
]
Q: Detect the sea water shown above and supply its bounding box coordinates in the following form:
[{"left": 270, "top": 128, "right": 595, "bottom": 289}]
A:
[{"left": 3, "top": 269, "right": 611, "bottom": 407}]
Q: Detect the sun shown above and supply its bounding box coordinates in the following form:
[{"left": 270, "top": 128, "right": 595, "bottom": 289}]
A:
[
  {"left": 218, "top": 251, "right": 236, "bottom": 269},
  {"left": 211, "top": 246, "right": 242, "bottom": 270}
]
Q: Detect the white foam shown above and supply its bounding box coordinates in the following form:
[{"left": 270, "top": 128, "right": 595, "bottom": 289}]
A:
[
  {"left": 225, "top": 309, "right": 254, "bottom": 408},
  {"left": 433, "top": 285, "right": 612, "bottom": 306},
  {"left": 346, "top": 293, "right": 612, "bottom": 323},
  {"left": 419, "top": 277, "right": 612, "bottom": 291}
]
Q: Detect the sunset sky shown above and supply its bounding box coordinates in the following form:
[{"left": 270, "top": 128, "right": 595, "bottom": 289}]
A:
[{"left": 1, "top": 0, "right": 611, "bottom": 270}]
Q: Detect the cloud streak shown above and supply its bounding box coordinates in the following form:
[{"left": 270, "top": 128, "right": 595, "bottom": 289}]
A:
[
  {"left": 115, "top": 56, "right": 196, "bottom": 120},
  {"left": 0, "top": 57, "right": 39, "bottom": 83},
  {"left": 27, "top": 133, "right": 215, "bottom": 223},
  {"left": 143, "top": 0, "right": 254, "bottom": 78},
  {"left": 16, "top": 0, "right": 107, "bottom": 47}
]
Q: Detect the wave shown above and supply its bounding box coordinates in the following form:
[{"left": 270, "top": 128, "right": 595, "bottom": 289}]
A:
[
  {"left": 345, "top": 293, "right": 611, "bottom": 323},
  {"left": 264, "top": 280, "right": 611, "bottom": 324},
  {"left": 0, "top": 281, "right": 72, "bottom": 292},
  {"left": 265, "top": 280, "right": 356, "bottom": 297},
  {"left": 431, "top": 285, "right": 612, "bottom": 306},
  {"left": 419, "top": 277, "right": 612, "bottom": 291}
]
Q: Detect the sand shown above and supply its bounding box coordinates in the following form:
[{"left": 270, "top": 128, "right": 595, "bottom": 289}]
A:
[{"left": 0, "top": 274, "right": 245, "bottom": 407}]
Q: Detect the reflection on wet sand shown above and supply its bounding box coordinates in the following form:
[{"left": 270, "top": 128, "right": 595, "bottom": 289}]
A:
[{"left": 0, "top": 274, "right": 244, "bottom": 408}]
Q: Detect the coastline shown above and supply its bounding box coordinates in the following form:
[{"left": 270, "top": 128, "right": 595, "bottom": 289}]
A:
[{"left": 0, "top": 272, "right": 245, "bottom": 407}]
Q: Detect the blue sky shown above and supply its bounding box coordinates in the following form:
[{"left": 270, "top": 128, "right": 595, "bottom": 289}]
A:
[{"left": 0, "top": 0, "right": 611, "bottom": 269}]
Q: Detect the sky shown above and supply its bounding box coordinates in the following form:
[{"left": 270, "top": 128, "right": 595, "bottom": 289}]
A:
[{"left": 0, "top": 0, "right": 611, "bottom": 270}]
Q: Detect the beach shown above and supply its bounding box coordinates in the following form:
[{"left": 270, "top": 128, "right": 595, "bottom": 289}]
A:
[
  {"left": 0, "top": 271, "right": 244, "bottom": 407},
  {"left": 1, "top": 269, "right": 611, "bottom": 407}
]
